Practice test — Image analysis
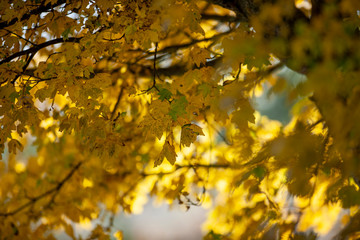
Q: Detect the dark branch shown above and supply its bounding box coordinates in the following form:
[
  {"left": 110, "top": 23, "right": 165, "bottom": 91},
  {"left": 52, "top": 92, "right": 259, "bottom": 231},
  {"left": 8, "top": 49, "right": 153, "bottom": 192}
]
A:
[
  {"left": 11, "top": 52, "right": 36, "bottom": 84},
  {"left": 201, "top": 14, "right": 242, "bottom": 23},
  {"left": 158, "top": 30, "right": 231, "bottom": 54},
  {"left": 103, "top": 34, "right": 125, "bottom": 42},
  {"left": 152, "top": 42, "right": 159, "bottom": 91},
  {"left": 3, "top": 29, "right": 38, "bottom": 46},
  {"left": 207, "top": 0, "right": 257, "bottom": 19},
  {"left": 141, "top": 43, "right": 160, "bottom": 93},
  {"left": 0, "top": 0, "right": 67, "bottom": 30},
  {"left": 0, "top": 37, "right": 82, "bottom": 65},
  {"left": 110, "top": 86, "right": 124, "bottom": 120}
]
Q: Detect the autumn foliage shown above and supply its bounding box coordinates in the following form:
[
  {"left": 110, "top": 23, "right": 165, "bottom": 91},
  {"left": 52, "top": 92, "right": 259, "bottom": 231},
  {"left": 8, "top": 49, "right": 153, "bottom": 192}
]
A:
[{"left": 1, "top": 0, "right": 360, "bottom": 239}]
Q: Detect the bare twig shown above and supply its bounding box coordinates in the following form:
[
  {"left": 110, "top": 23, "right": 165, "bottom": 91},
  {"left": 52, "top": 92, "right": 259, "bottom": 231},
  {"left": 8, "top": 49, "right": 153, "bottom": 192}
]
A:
[
  {"left": 141, "top": 43, "right": 160, "bottom": 93},
  {"left": 103, "top": 34, "right": 125, "bottom": 42},
  {"left": 11, "top": 52, "right": 36, "bottom": 84},
  {"left": 4, "top": 29, "right": 38, "bottom": 46},
  {"left": 110, "top": 86, "right": 124, "bottom": 120}
]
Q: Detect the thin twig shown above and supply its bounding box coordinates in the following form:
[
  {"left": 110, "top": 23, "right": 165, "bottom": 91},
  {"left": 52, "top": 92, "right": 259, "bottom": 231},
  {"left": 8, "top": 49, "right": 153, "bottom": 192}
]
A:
[
  {"left": 141, "top": 163, "right": 233, "bottom": 177},
  {"left": 205, "top": 115, "right": 232, "bottom": 145},
  {"left": 152, "top": 42, "right": 159, "bottom": 91},
  {"left": 308, "top": 118, "right": 324, "bottom": 130},
  {"left": 0, "top": 37, "right": 82, "bottom": 65},
  {"left": 4, "top": 29, "right": 38, "bottom": 46},
  {"left": 103, "top": 34, "right": 125, "bottom": 42},
  {"left": 110, "top": 87, "right": 124, "bottom": 120},
  {"left": 0, "top": 162, "right": 82, "bottom": 217},
  {"left": 132, "top": 30, "right": 232, "bottom": 65},
  {"left": 141, "top": 43, "right": 159, "bottom": 93},
  {"left": 11, "top": 52, "right": 36, "bottom": 84}
]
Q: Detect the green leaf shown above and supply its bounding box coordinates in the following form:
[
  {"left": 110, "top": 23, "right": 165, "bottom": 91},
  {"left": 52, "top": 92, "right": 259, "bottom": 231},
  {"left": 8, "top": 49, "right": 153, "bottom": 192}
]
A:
[
  {"left": 168, "top": 96, "right": 188, "bottom": 121},
  {"left": 1, "top": 84, "right": 16, "bottom": 99},
  {"left": 61, "top": 28, "right": 71, "bottom": 40},
  {"left": 252, "top": 166, "right": 266, "bottom": 180},
  {"left": 35, "top": 88, "right": 51, "bottom": 102},
  {"left": 158, "top": 88, "right": 172, "bottom": 101},
  {"left": 9, "top": 91, "right": 19, "bottom": 103},
  {"left": 124, "top": 24, "right": 137, "bottom": 41},
  {"left": 204, "top": 230, "right": 223, "bottom": 240},
  {"left": 198, "top": 83, "right": 211, "bottom": 98},
  {"left": 339, "top": 185, "right": 360, "bottom": 208},
  {"left": 231, "top": 100, "right": 255, "bottom": 129},
  {"left": 140, "top": 154, "right": 150, "bottom": 163}
]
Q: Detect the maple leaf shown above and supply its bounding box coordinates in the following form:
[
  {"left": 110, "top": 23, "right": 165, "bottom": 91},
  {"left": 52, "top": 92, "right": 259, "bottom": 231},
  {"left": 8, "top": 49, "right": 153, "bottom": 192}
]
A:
[
  {"left": 231, "top": 99, "right": 255, "bottom": 129},
  {"left": 339, "top": 186, "right": 360, "bottom": 208},
  {"left": 180, "top": 124, "right": 204, "bottom": 147},
  {"left": 155, "top": 141, "right": 177, "bottom": 167},
  {"left": 190, "top": 47, "right": 210, "bottom": 67},
  {"left": 142, "top": 115, "right": 172, "bottom": 140},
  {"left": 168, "top": 96, "right": 188, "bottom": 121},
  {"left": 198, "top": 83, "right": 211, "bottom": 98},
  {"left": 61, "top": 28, "right": 71, "bottom": 40},
  {"left": 8, "top": 139, "right": 24, "bottom": 154},
  {"left": 158, "top": 88, "right": 172, "bottom": 101},
  {"left": 124, "top": 24, "right": 137, "bottom": 41},
  {"left": 0, "top": 83, "right": 16, "bottom": 99}
]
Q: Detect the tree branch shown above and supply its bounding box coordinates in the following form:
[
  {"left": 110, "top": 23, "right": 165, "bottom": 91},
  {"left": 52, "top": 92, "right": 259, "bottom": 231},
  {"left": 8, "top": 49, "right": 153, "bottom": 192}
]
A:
[
  {"left": 141, "top": 163, "right": 234, "bottom": 177},
  {"left": 157, "top": 30, "right": 231, "bottom": 55},
  {"left": 0, "top": 0, "right": 67, "bottom": 30},
  {"left": 0, "top": 37, "right": 82, "bottom": 65},
  {"left": 0, "top": 162, "right": 82, "bottom": 218},
  {"left": 207, "top": 0, "right": 257, "bottom": 19},
  {"left": 11, "top": 52, "right": 36, "bottom": 84},
  {"left": 201, "top": 14, "right": 243, "bottom": 23},
  {"left": 3, "top": 29, "right": 38, "bottom": 47},
  {"left": 110, "top": 86, "right": 124, "bottom": 120}
]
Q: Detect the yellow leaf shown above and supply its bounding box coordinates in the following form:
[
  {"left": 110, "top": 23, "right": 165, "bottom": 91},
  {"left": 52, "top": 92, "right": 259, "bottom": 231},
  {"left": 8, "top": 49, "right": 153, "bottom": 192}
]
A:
[
  {"left": 155, "top": 141, "right": 177, "bottom": 167},
  {"left": 231, "top": 99, "right": 255, "bottom": 129},
  {"left": 14, "top": 162, "right": 25, "bottom": 173},
  {"left": 83, "top": 178, "right": 94, "bottom": 188},
  {"left": 64, "top": 223, "right": 75, "bottom": 239},
  {"left": 114, "top": 231, "right": 123, "bottom": 240},
  {"left": 8, "top": 139, "right": 24, "bottom": 154},
  {"left": 142, "top": 115, "right": 172, "bottom": 140},
  {"left": 190, "top": 47, "right": 210, "bottom": 67},
  {"left": 180, "top": 124, "right": 204, "bottom": 147}
]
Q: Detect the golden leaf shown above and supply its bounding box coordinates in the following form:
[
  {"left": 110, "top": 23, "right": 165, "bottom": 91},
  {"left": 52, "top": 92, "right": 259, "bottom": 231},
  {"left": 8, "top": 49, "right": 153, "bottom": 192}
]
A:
[
  {"left": 180, "top": 124, "right": 204, "bottom": 147},
  {"left": 155, "top": 141, "right": 177, "bottom": 167}
]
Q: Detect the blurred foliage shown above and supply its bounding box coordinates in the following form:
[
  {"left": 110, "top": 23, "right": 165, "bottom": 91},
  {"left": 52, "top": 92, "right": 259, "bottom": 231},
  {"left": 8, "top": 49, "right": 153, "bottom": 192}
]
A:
[{"left": 0, "top": 0, "right": 360, "bottom": 239}]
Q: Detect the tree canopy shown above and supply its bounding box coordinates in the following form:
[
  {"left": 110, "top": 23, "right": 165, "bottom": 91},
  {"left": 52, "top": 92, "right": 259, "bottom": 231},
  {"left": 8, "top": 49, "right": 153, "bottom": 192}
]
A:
[{"left": 1, "top": 0, "right": 360, "bottom": 239}]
